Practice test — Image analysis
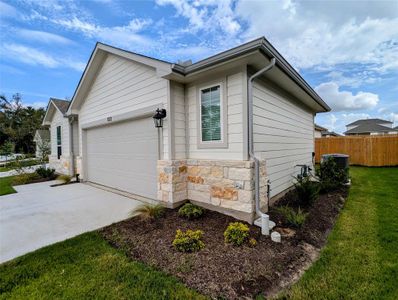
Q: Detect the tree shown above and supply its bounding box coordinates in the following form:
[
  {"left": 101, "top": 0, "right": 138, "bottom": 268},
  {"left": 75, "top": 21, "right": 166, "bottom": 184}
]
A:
[
  {"left": 37, "top": 138, "right": 51, "bottom": 164},
  {"left": 0, "top": 141, "right": 14, "bottom": 165},
  {"left": 0, "top": 93, "right": 46, "bottom": 154}
]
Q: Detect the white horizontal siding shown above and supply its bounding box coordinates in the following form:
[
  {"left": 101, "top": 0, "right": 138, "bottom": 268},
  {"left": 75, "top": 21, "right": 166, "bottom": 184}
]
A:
[
  {"left": 253, "top": 79, "right": 315, "bottom": 197},
  {"left": 186, "top": 72, "right": 244, "bottom": 160},
  {"left": 171, "top": 81, "right": 186, "bottom": 159},
  {"left": 78, "top": 54, "right": 169, "bottom": 159}
]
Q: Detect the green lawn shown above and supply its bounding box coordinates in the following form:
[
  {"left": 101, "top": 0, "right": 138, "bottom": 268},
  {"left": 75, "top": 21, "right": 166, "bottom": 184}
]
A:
[
  {"left": 0, "top": 232, "right": 205, "bottom": 300},
  {"left": 0, "top": 159, "right": 41, "bottom": 172},
  {"left": 285, "top": 167, "right": 398, "bottom": 299},
  {"left": 0, "top": 176, "right": 16, "bottom": 196}
]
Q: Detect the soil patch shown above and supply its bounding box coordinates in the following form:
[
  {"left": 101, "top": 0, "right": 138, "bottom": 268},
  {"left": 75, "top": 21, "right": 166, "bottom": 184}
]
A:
[{"left": 100, "top": 188, "right": 348, "bottom": 299}]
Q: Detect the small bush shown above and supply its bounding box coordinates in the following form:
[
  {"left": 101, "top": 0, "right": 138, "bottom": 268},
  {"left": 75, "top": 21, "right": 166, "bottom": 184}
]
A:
[
  {"left": 130, "top": 204, "right": 165, "bottom": 220},
  {"left": 294, "top": 176, "right": 320, "bottom": 206},
  {"left": 224, "top": 222, "right": 250, "bottom": 246},
  {"left": 56, "top": 174, "right": 72, "bottom": 184},
  {"left": 178, "top": 203, "right": 204, "bottom": 219},
  {"left": 36, "top": 167, "right": 56, "bottom": 179},
  {"left": 317, "top": 157, "right": 349, "bottom": 193},
  {"left": 275, "top": 206, "right": 308, "bottom": 228},
  {"left": 248, "top": 238, "right": 257, "bottom": 248},
  {"left": 12, "top": 173, "right": 41, "bottom": 185},
  {"left": 173, "top": 229, "right": 205, "bottom": 252}
]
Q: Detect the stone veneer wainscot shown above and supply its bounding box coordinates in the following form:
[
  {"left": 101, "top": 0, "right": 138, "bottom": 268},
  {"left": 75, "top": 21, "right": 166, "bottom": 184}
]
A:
[{"left": 157, "top": 159, "right": 268, "bottom": 223}]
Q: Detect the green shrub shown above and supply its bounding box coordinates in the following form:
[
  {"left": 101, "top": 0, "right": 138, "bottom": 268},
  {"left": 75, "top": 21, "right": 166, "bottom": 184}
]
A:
[
  {"left": 36, "top": 167, "right": 56, "bottom": 179},
  {"left": 317, "top": 157, "right": 349, "bottom": 193},
  {"left": 12, "top": 173, "right": 41, "bottom": 185},
  {"left": 294, "top": 176, "right": 320, "bottom": 206},
  {"left": 173, "top": 229, "right": 205, "bottom": 252},
  {"left": 130, "top": 204, "right": 165, "bottom": 220},
  {"left": 224, "top": 222, "right": 250, "bottom": 246},
  {"left": 178, "top": 203, "right": 204, "bottom": 219},
  {"left": 275, "top": 206, "right": 308, "bottom": 228},
  {"left": 56, "top": 174, "right": 72, "bottom": 184}
]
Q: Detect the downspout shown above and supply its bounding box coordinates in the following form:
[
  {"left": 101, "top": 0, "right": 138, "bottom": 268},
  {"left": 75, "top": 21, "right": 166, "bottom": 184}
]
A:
[
  {"left": 248, "top": 57, "right": 276, "bottom": 235},
  {"left": 68, "top": 116, "right": 75, "bottom": 177}
]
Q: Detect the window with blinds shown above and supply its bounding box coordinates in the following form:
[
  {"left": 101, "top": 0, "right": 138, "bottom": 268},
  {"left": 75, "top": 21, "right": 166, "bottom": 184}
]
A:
[{"left": 200, "top": 85, "right": 221, "bottom": 142}]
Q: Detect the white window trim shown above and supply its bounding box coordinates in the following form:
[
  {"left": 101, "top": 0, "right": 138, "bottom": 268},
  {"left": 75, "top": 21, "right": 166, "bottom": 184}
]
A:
[{"left": 196, "top": 79, "right": 228, "bottom": 149}]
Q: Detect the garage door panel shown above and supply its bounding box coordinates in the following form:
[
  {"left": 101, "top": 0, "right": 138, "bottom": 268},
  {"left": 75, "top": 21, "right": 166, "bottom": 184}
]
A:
[{"left": 86, "top": 117, "right": 158, "bottom": 199}]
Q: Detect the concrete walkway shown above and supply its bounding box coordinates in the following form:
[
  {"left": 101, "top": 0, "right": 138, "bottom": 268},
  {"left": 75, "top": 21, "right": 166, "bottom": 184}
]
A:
[{"left": 0, "top": 181, "right": 143, "bottom": 263}]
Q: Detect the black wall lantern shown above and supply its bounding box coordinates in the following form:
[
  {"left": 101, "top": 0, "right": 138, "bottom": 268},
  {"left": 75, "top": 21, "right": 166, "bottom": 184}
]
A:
[{"left": 153, "top": 108, "right": 167, "bottom": 128}]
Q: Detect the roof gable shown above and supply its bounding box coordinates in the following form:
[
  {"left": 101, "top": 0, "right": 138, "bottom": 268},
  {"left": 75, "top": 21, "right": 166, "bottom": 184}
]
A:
[
  {"left": 67, "top": 43, "right": 172, "bottom": 114},
  {"left": 42, "top": 98, "right": 69, "bottom": 125}
]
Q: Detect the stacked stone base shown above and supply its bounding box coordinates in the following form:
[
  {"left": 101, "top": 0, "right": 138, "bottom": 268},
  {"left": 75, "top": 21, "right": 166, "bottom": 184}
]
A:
[{"left": 157, "top": 159, "right": 268, "bottom": 223}]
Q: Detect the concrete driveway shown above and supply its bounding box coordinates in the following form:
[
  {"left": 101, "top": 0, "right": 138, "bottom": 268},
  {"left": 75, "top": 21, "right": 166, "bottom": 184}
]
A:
[{"left": 0, "top": 181, "right": 143, "bottom": 263}]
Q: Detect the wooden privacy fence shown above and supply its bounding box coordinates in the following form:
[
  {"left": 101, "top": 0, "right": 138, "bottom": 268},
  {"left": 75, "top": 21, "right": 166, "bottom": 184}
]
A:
[{"left": 315, "top": 135, "right": 398, "bottom": 166}]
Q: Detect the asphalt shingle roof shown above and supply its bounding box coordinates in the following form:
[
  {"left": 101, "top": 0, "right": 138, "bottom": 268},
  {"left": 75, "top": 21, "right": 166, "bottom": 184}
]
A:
[
  {"left": 51, "top": 98, "right": 70, "bottom": 114},
  {"left": 346, "top": 118, "right": 392, "bottom": 127},
  {"left": 345, "top": 123, "right": 397, "bottom": 134}
]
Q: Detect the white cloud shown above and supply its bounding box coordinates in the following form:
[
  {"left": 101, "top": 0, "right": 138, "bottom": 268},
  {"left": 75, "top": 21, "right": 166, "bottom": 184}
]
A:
[
  {"left": 1, "top": 43, "right": 84, "bottom": 71},
  {"left": 16, "top": 29, "right": 73, "bottom": 45},
  {"left": 315, "top": 82, "right": 379, "bottom": 112},
  {"left": 236, "top": 1, "right": 398, "bottom": 73},
  {"left": 53, "top": 17, "right": 153, "bottom": 49},
  {"left": 156, "top": 0, "right": 241, "bottom": 35}
]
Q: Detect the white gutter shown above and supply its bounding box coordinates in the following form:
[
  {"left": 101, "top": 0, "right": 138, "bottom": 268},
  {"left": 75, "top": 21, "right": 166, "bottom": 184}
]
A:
[
  {"left": 248, "top": 57, "right": 276, "bottom": 235},
  {"left": 68, "top": 116, "right": 75, "bottom": 177}
]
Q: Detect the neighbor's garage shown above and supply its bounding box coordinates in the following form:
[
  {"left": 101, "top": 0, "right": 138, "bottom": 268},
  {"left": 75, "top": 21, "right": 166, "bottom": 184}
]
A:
[{"left": 85, "top": 117, "right": 158, "bottom": 200}]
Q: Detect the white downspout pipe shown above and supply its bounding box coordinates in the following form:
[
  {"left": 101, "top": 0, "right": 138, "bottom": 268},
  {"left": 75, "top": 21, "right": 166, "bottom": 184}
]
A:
[{"left": 248, "top": 57, "right": 276, "bottom": 235}]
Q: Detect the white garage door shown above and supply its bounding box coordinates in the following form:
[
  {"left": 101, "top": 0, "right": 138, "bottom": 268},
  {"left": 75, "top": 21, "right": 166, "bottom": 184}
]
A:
[{"left": 85, "top": 117, "right": 158, "bottom": 200}]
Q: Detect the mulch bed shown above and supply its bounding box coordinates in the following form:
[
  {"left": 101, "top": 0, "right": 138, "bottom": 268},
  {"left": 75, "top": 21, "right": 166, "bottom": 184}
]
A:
[{"left": 100, "top": 187, "right": 348, "bottom": 299}]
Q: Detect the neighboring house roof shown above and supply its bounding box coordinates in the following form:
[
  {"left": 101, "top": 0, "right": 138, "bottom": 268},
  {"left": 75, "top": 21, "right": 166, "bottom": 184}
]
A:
[
  {"left": 346, "top": 118, "right": 392, "bottom": 127},
  {"left": 51, "top": 98, "right": 70, "bottom": 114},
  {"left": 315, "top": 124, "right": 327, "bottom": 131},
  {"left": 42, "top": 98, "right": 70, "bottom": 125},
  {"left": 322, "top": 131, "right": 341, "bottom": 137},
  {"left": 344, "top": 123, "right": 398, "bottom": 135},
  {"left": 67, "top": 37, "right": 330, "bottom": 115},
  {"left": 34, "top": 129, "right": 50, "bottom": 141}
]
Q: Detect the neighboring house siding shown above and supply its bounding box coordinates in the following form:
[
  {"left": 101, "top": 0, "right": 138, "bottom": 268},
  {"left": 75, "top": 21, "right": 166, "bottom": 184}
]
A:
[
  {"left": 314, "top": 130, "right": 322, "bottom": 138},
  {"left": 78, "top": 54, "right": 169, "bottom": 159},
  {"left": 186, "top": 71, "right": 245, "bottom": 160},
  {"left": 50, "top": 110, "right": 69, "bottom": 158},
  {"left": 171, "top": 81, "right": 186, "bottom": 159},
  {"left": 253, "top": 79, "right": 314, "bottom": 198}
]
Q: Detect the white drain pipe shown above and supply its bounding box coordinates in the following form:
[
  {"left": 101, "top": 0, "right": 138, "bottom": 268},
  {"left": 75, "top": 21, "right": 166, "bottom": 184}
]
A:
[{"left": 248, "top": 57, "right": 276, "bottom": 235}]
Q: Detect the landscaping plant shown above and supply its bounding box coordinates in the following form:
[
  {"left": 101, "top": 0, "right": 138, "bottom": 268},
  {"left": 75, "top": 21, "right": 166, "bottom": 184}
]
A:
[
  {"left": 130, "top": 204, "right": 165, "bottom": 220},
  {"left": 294, "top": 175, "right": 320, "bottom": 206},
  {"left": 12, "top": 173, "right": 41, "bottom": 185},
  {"left": 173, "top": 229, "right": 205, "bottom": 252},
  {"left": 224, "top": 222, "right": 250, "bottom": 246},
  {"left": 248, "top": 238, "right": 257, "bottom": 248},
  {"left": 56, "top": 174, "right": 72, "bottom": 184},
  {"left": 36, "top": 167, "right": 56, "bottom": 179},
  {"left": 275, "top": 206, "right": 308, "bottom": 228},
  {"left": 178, "top": 203, "right": 204, "bottom": 219},
  {"left": 317, "top": 157, "right": 349, "bottom": 193}
]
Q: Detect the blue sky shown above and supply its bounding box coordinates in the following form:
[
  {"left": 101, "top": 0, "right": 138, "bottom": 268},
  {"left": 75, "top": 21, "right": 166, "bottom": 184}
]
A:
[{"left": 0, "top": 0, "right": 397, "bottom": 133}]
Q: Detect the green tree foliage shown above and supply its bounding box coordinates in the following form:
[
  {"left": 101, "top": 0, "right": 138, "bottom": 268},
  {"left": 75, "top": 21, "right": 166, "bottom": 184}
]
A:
[{"left": 0, "top": 93, "right": 46, "bottom": 154}]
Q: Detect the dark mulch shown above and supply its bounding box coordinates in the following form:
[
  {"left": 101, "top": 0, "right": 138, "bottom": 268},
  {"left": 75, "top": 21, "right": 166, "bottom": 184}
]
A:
[{"left": 100, "top": 188, "right": 348, "bottom": 299}]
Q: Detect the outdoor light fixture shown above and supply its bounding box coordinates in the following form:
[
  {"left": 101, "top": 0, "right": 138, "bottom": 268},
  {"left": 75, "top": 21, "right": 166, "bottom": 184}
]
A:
[{"left": 153, "top": 108, "right": 167, "bottom": 128}]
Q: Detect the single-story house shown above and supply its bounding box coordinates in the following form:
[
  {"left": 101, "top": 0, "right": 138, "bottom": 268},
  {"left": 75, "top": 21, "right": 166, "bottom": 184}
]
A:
[
  {"left": 322, "top": 131, "right": 341, "bottom": 137},
  {"left": 43, "top": 37, "right": 330, "bottom": 223},
  {"left": 345, "top": 118, "right": 398, "bottom": 135},
  {"left": 33, "top": 129, "right": 50, "bottom": 158}
]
